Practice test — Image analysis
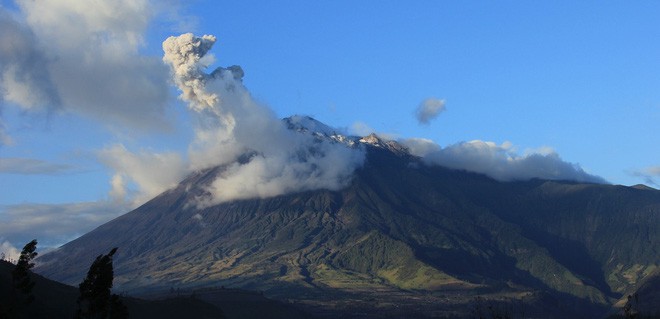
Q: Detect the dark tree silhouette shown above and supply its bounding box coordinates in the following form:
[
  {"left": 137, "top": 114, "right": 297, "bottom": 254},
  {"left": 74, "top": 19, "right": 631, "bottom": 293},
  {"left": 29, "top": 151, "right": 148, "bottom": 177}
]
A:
[
  {"left": 5, "top": 239, "right": 39, "bottom": 318},
  {"left": 12, "top": 239, "right": 38, "bottom": 304},
  {"left": 76, "top": 247, "right": 127, "bottom": 319},
  {"left": 623, "top": 293, "right": 639, "bottom": 319}
]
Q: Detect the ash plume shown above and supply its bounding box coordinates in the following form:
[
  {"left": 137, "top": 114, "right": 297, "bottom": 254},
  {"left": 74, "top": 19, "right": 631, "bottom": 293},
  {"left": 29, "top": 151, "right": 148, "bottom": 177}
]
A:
[{"left": 162, "top": 33, "right": 365, "bottom": 206}]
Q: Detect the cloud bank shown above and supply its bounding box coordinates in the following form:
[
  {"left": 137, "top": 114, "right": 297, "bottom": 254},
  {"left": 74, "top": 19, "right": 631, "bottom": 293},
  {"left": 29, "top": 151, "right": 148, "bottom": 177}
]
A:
[
  {"left": 401, "top": 138, "right": 606, "bottom": 183},
  {"left": 0, "top": 0, "right": 171, "bottom": 133},
  {"left": 415, "top": 97, "right": 446, "bottom": 125},
  {"left": 162, "top": 33, "right": 365, "bottom": 206}
]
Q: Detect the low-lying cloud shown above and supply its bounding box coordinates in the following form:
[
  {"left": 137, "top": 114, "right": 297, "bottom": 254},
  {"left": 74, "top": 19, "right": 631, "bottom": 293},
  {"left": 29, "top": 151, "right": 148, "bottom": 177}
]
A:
[
  {"left": 162, "top": 33, "right": 365, "bottom": 206},
  {"left": 0, "top": 240, "right": 20, "bottom": 262},
  {"left": 401, "top": 138, "right": 606, "bottom": 183},
  {"left": 0, "top": 201, "right": 129, "bottom": 249}
]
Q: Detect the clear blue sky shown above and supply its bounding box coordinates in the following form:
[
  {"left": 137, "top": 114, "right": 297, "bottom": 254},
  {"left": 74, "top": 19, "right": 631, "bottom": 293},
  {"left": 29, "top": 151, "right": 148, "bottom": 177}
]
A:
[{"left": 1, "top": 0, "right": 659, "bottom": 251}]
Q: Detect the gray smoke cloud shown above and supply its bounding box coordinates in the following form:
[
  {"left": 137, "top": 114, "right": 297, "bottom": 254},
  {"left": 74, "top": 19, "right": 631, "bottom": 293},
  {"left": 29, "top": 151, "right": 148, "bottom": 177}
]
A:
[
  {"left": 0, "top": 9, "right": 59, "bottom": 112},
  {"left": 162, "top": 33, "right": 365, "bottom": 206},
  {"left": 401, "top": 138, "right": 606, "bottom": 183},
  {"left": 415, "top": 97, "right": 446, "bottom": 125},
  {"left": 0, "top": 0, "right": 171, "bottom": 132}
]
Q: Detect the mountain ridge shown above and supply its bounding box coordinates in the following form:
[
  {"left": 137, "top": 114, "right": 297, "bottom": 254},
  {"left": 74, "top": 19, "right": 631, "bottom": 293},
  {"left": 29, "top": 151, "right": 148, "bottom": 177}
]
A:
[{"left": 34, "top": 117, "right": 659, "bottom": 318}]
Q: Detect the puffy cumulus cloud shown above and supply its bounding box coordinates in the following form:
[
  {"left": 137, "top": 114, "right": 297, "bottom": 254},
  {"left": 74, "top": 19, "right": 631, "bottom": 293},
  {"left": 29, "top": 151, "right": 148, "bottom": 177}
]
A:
[
  {"left": 98, "top": 144, "right": 187, "bottom": 206},
  {"left": 0, "top": 201, "right": 129, "bottom": 249},
  {"left": 0, "top": 0, "right": 171, "bottom": 132},
  {"left": 162, "top": 33, "right": 365, "bottom": 206},
  {"left": 415, "top": 97, "right": 446, "bottom": 125},
  {"left": 0, "top": 157, "right": 74, "bottom": 175},
  {"left": 0, "top": 240, "right": 20, "bottom": 262},
  {"left": 400, "top": 138, "right": 606, "bottom": 183},
  {"left": 631, "top": 166, "right": 660, "bottom": 186}
]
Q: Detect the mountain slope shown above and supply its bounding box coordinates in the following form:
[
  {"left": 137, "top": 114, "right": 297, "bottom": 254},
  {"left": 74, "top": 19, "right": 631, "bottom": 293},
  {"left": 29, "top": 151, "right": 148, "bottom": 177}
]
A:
[{"left": 35, "top": 131, "right": 660, "bottom": 318}]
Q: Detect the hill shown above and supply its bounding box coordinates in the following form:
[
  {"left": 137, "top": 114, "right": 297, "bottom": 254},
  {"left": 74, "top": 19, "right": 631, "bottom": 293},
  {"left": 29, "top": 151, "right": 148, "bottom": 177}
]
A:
[
  {"left": 0, "top": 259, "right": 226, "bottom": 318},
  {"left": 1, "top": 260, "right": 312, "bottom": 318},
  {"left": 34, "top": 127, "right": 660, "bottom": 318}
]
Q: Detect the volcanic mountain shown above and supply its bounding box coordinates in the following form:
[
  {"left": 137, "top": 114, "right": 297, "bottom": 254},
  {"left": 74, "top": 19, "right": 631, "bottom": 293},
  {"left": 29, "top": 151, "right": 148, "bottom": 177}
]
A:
[{"left": 35, "top": 117, "right": 659, "bottom": 318}]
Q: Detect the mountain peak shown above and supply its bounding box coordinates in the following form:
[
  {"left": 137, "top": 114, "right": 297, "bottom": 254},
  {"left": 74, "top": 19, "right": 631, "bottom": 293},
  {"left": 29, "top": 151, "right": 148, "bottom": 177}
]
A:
[
  {"left": 282, "top": 116, "right": 412, "bottom": 156},
  {"left": 283, "top": 115, "right": 339, "bottom": 137},
  {"left": 34, "top": 128, "right": 660, "bottom": 318},
  {"left": 359, "top": 133, "right": 410, "bottom": 156},
  {"left": 631, "top": 184, "right": 657, "bottom": 191}
]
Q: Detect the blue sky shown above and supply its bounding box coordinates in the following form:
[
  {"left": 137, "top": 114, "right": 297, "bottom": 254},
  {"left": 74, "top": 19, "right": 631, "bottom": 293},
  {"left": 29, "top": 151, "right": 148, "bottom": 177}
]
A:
[{"left": 1, "top": 0, "right": 659, "bottom": 253}]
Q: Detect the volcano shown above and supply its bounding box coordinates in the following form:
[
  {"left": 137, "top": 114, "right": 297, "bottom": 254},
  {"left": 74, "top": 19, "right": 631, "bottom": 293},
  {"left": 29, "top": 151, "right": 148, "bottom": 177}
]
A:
[{"left": 35, "top": 117, "right": 660, "bottom": 318}]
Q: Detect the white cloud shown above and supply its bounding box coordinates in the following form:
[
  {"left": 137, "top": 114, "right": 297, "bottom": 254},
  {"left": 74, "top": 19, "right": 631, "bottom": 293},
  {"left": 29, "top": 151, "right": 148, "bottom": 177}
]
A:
[
  {"left": 415, "top": 97, "right": 446, "bottom": 125},
  {"left": 0, "top": 157, "right": 74, "bottom": 174},
  {"left": 98, "top": 144, "right": 187, "bottom": 207},
  {"left": 0, "top": 240, "right": 20, "bottom": 262},
  {"left": 162, "top": 33, "right": 365, "bottom": 206},
  {"left": 0, "top": 0, "right": 172, "bottom": 132},
  {"left": 399, "top": 137, "right": 440, "bottom": 156},
  {"left": 401, "top": 138, "right": 606, "bottom": 183}
]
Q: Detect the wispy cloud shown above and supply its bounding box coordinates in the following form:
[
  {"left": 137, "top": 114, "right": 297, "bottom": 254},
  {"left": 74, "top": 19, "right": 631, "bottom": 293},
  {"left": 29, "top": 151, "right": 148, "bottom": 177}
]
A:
[
  {"left": 0, "top": 200, "right": 130, "bottom": 249},
  {"left": 0, "top": 117, "right": 12, "bottom": 146},
  {"left": 0, "top": 157, "right": 74, "bottom": 175},
  {"left": 631, "top": 166, "right": 660, "bottom": 186}
]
